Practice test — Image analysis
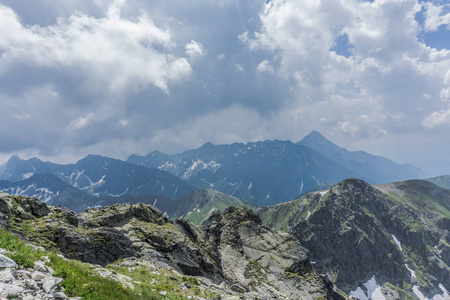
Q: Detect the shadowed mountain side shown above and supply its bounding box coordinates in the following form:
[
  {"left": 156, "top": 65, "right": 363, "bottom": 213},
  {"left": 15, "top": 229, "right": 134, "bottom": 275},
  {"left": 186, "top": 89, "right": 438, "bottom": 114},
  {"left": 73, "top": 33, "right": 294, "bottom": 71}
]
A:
[{"left": 259, "top": 178, "right": 449, "bottom": 299}]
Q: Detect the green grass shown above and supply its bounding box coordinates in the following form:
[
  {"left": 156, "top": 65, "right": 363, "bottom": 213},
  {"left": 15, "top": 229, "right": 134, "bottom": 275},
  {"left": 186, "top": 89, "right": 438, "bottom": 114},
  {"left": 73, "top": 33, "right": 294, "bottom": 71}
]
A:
[
  {"left": 0, "top": 227, "right": 46, "bottom": 267},
  {"left": 0, "top": 227, "right": 211, "bottom": 299}
]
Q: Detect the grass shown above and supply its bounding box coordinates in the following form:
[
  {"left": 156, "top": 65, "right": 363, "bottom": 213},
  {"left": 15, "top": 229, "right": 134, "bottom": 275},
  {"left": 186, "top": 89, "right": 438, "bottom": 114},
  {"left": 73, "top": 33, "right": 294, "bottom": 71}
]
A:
[{"left": 0, "top": 227, "right": 213, "bottom": 299}]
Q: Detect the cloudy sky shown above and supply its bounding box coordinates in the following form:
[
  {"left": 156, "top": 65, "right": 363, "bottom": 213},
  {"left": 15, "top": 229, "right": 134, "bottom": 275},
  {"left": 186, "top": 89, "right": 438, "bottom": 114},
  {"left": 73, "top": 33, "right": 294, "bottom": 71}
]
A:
[{"left": 0, "top": 0, "right": 449, "bottom": 175}]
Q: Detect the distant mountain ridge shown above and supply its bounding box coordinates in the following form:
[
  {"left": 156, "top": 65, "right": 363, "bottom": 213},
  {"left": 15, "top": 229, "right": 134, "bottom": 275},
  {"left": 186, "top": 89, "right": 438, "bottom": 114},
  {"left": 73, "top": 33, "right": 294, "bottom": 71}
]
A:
[
  {"left": 0, "top": 131, "right": 426, "bottom": 208},
  {"left": 0, "top": 155, "right": 196, "bottom": 202},
  {"left": 128, "top": 139, "right": 365, "bottom": 205},
  {"left": 426, "top": 175, "right": 450, "bottom": 191},
  {"left": 128, "top": 132, "right": 425, "bottom": 205},
  {"left": 297, "top": 130, "right": 426, "bottom": 184}
]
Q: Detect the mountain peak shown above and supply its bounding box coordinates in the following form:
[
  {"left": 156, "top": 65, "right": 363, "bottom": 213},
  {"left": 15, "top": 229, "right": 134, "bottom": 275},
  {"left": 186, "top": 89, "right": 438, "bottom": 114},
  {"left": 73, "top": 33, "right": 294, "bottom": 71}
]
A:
[
  {"left": 8, "top": 155, "right": 23, "bottom": 163},
  {"left": 298, "top": 130, "right": 343, "bottom": 152},
  {"left": 200, "top": 142, "right": 215, "bottom": 148},
  {"left": 300, "top": 130, "right": 331, "bottom": 144},
  {"left": 305, "top": 130, "right": 326, "bottom": 140}
]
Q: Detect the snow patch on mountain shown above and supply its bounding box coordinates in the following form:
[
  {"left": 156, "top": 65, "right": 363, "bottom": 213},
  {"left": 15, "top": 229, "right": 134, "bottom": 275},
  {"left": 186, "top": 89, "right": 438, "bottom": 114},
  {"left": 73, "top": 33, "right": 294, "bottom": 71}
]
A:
[
  {"left": 181, "top": 160, "right": 221, "bottom": 180},
  {"left": 108, "top": 188, "right": 129, "bottom": 197},
  {"left": 2, "top": 184, "right": 56, "bottom": 203},
  {"left": 391, "top": 234, "right": 403, "bottom": 251},
  {"left": 350, "top": 276, "right": 385, "bottom": 300},
  {"left": 21, "top": 173, "right": 34, "bottom": 180},
  {"left": 311, "top": 176, "right": 320, "bottom": 185},
  {"left": 158, "top": 161, "right": 174, "bottom": 171}
]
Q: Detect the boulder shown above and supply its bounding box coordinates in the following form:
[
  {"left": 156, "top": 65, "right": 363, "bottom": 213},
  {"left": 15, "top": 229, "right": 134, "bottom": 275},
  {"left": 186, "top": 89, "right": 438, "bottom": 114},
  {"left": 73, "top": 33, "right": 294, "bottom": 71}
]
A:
[{"left": 0, "top": 255, "right": 17, "bottom": 269}]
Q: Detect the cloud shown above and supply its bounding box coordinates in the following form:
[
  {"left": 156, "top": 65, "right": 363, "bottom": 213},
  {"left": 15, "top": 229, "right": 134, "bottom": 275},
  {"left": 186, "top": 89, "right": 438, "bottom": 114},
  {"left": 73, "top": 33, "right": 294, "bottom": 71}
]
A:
[
  {"left": 0, "top": 3, "right": 191, "bottom": 95},
  {"left": 256, "top": 60, "right": 274, "bottom": 73},
  {"left": 422, "top": 109, "right": 450, "bottom": 129},
  {"left": 423, "top": 2, "right": 450, "bottom": 32},
  {"left": 185, "top": 40, "right": 204, "bottom": 56},
  {"left": 0, "top": 0, "right": 450, "bottom": 174},
  {"left": 71, "top": 113, "right": 96, "bottom": 129},
  {"left": 244, "top": 0, "right": 450, "bottom": 139}
]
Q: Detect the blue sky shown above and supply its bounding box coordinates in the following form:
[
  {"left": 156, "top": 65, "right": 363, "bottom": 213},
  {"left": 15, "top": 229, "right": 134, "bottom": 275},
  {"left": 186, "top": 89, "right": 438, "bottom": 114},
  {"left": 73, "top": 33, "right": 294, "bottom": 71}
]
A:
[{"left": 0, "top": 0, "right": 449, "bottom": 175}]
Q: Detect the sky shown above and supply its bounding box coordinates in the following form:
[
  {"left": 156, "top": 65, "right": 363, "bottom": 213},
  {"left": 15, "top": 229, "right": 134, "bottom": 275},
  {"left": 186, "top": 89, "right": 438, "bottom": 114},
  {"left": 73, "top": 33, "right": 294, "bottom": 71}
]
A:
[{"left": 0, "top": 0, "right": 449, "bottom": 175}]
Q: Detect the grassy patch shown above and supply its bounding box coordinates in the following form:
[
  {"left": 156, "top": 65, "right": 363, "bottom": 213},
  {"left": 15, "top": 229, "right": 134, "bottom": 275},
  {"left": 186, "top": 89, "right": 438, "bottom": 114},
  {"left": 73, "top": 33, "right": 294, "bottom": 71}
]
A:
[
  {"left": 110, "top": 266, "right": 218, "bottom": 300},
  {"left": 0, "top": 227, "right": 210, "bottom": 299}
]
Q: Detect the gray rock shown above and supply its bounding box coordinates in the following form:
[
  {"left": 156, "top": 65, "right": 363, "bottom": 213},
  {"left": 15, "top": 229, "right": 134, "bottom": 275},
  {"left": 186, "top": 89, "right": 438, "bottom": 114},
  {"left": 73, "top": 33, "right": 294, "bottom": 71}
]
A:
[
  {"left": 0, "top": 255, "right": 17, "bottom": 269},
  {"left": 42, "top": 278, "right": 56, "bottom": 293},
  {"left": 0, "top": 268, "right": 14, "bottom": 282},
  {"left": 33, "top": 261, "right": 46, "bottom": 272},
  {"left": 159, "top": 291, "right": 167, "bottom": 296},
  {"left": 54, "top": 291, "right": 68, "bottom": 299},
  {"left": 0, "top": 282, "right": 25, "bottom": 297},
  {"left": 230, "top": 283, "right": 247, "bottom": 293},
  {"left": 46, "top": 266, "right": 55, "bottom": 274},
  {"left": 31, "top": 271, "right": 46, "bottom": 281},
  {"left": 179, "top": 282, "right": 192, "bottom": 290},
  {"left": 25, "top": 279, "right": 38, "bottom": 289}
]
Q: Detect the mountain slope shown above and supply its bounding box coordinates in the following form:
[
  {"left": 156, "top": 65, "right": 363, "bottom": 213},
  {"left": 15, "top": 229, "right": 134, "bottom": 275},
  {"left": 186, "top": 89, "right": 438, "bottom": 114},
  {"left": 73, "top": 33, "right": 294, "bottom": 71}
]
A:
[
  {"left": 0, "top": 155, "right": 196, "bottom": 201},
  {"left": 258, "top": 178, "right": 450, "bottom": 300},
  {"left": 297, "top": 130, "right": 426, "bottom": 184},
  {"left": 0, "top": 194, "right": 345, "bottom": 299},
  {"left": 0, "top": 173, "right": 179, "bottom": 213},
  {"left": 167, "top": 188, "right": 258, "bottom": 224},
  {"left": 128, "top": 140, "right": 366, "bottom": 205},
  {"left": 0, "top": 173, "right": 86, "bottom": 203},
  {"left": 426, "top": 175, "right": 450, "bottom": 191}
]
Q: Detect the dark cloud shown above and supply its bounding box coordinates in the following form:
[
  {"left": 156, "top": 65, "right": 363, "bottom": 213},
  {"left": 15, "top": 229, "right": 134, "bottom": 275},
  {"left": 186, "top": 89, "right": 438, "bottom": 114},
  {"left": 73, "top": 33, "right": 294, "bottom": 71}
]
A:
[{"left": 0, "top": 0, "right": 449, "bottom": 175}]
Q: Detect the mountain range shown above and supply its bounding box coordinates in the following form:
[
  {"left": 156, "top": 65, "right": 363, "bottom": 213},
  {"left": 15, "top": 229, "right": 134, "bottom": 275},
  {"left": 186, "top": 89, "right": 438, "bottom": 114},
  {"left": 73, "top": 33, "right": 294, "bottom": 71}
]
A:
[
  {"left": 127, "top": 131, "right": 425, "bottom": 205},
  {"left": 0, "top": 131, "right": 427, "bottom": 208},
  {"left": 0, "top": 155, "right": 196, "bottom": 208}
]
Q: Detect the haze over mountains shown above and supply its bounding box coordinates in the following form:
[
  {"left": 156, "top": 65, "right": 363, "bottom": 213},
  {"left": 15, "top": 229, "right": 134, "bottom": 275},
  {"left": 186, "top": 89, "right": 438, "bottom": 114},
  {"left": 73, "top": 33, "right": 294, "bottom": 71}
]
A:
[
  {"left": 128, "top": 131, "right": 426, "bottom": 205},
  {"left": 0, "top": 131, "right": 427, "bottom": 209}
]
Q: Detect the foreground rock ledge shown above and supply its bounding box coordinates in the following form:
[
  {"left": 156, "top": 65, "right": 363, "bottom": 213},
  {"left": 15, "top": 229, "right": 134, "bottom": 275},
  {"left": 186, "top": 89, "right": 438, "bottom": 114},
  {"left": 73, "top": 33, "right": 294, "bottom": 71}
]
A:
[{"left": 0, "top": 194, "right": 345, "bottom": 299}]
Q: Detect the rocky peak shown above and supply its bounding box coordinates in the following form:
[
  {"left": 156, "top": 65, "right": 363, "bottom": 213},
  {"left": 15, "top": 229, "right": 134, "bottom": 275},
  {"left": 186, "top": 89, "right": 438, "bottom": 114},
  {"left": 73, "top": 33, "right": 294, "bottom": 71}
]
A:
[
  {"left": 259, "top": 178, "right": 450, "bottom": 299},
  {"left": 208, "top": 206, "right": 261, "bottom": 229},
  {"left": 80, "top": 202, "right": 169, "bottom": 227}
]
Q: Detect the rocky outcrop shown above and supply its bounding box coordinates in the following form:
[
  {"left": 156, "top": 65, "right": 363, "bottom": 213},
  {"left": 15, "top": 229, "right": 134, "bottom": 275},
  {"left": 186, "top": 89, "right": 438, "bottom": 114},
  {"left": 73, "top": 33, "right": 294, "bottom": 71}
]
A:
[
  {"left": 259, "top": 178, "right": 450, "bottom": 300},
  {"left": 0, "top": 193, "right": 342, "bottom": 299}
]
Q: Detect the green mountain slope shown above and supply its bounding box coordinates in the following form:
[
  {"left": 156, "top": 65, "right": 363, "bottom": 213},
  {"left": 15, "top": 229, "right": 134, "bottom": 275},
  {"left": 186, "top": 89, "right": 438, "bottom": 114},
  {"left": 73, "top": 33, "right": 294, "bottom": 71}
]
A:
[
  {"left": 168, "top": 189, "right": 258, "bottom": 224},
  {"left": 426, "top": 175, "right": 450, "bottom": 191},
  {"left": 258, "top": 178, "right": 450, "bottom": 300}
]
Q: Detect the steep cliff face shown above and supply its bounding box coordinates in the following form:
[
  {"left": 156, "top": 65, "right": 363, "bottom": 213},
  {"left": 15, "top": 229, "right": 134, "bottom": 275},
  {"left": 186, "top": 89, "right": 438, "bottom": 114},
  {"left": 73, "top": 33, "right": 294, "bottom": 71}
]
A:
[
  {"left": 0, "top": 193, "right": 344, "bottom": 299},
  {"left": 259, "top": 178, "right": 450, "bottom": 300}
]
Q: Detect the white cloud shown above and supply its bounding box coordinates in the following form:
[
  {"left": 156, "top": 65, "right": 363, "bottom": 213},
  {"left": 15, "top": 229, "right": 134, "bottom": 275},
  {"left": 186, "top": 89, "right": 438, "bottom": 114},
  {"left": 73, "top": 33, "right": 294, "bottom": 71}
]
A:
[
  {"left": 422, "top": 109, "right": 450, "bottom": 129},
  {"left": 185, "top": 40, "right": 204, "bottom": 57},
  {"left": 71, "top": 113, "right": 95, "bottom": 129},
  {"left": 423, "top": 2, "right": 450, "bottom": 32},
  {"left": 236, "top": 63, "right": 245, "bottom": 73},
  {"left": 217, "top": 53, "right": 226, "bottom": 60},
  {"left": 256, "top": 60, "right": 274, "bottom": 73},
  {"left": 245, "top": 0, "right": 450, "bottom": 139},
  {"left": 0, "top": 3, "right": 191, "bottom": 95}
]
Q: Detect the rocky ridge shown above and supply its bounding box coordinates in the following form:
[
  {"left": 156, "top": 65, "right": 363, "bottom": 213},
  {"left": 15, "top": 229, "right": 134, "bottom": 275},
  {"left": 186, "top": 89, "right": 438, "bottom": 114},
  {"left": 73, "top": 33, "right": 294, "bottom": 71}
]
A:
[
  {"left": 258, "top": 178, "right": 450, "bottom": 300},
  {"left": 0, "top": 192, "right": 345, "bottom": 299}
]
